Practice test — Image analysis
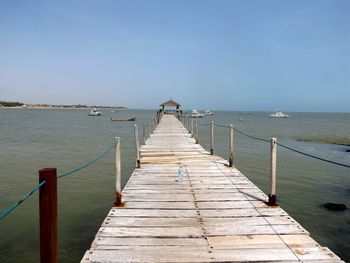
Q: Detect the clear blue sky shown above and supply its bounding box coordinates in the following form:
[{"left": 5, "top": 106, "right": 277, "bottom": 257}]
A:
[{"left": 0, "top": 0, "right": 349, "bottom": 112}]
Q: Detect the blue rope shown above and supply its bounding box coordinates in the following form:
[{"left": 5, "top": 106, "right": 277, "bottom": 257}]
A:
[
  {"left": 277, "top": 142, "right": 350, "bottom": 168},
  {"left": 0, "top": 180, "right": 46, "bottom": 221},
  {"left": 58, "top": 143, "right": 115, "bottom": 178}
]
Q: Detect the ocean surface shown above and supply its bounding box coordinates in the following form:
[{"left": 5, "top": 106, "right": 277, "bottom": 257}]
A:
[{"left": 0, "top": 109, "right": 349, "bottom": 262}]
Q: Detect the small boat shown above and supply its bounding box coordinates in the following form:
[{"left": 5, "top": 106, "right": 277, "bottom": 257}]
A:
[
  {"left": 269, "top": 111, "right": 289, "bottom": 118},
  {"left": 191, "top": 109, "right": 205, "bottom": 118},
  {"left": 239, "top": 118, "right": 243, "bottom": 121},
  {"left": 111, "top": 117, "right": 136, "bottom": 121},
  {"left": 88, "top": 108, "right": 102, "bottom": 116},
  {"left": 204, "top": 109, "right": 214, "bottom": 115}
]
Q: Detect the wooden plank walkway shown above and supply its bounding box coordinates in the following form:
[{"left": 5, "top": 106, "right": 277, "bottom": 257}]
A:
[{"left": 81, "top": 115, "right": 343, "bottom": 262}]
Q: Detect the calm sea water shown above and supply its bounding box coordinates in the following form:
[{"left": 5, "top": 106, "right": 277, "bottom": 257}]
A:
[{"left": 0, "top": 109, "right": 349, "bottom": 262}]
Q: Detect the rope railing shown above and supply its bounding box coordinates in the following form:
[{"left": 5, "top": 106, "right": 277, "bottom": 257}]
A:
[
  {"left": 231, "top": 126, "right": 350, "bottom": 168},
  {"left": 276, "top": 142, "right": 350, "bottom": 169},
  {"left": 232, "top": 126, "right": 270, "bottom": 143},
  {"left": 213, "top": 123, "right": 230, "bottom": 128},
  {"left": 192, "top": 118, "right": 349, "bottom": 206},
  {"left": 0, "top": 142, "right": 116, "bottom": 221},
  {"left": 0, "top": 180, "right": 47, "bottom": 221},
  {"left": 57, "top": 143, "right": 116, "bottom": 179}
]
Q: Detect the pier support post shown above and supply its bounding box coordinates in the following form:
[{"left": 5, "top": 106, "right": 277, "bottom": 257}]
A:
[
  {"left": 152, "top": 119, "right": 155, "bottom": 133},
  {"left": 210, "top": 121, "right": 214, "bottom": 155},
  {"left": 187, "top": 117, "right": 190, "bottom": 133},
  {"left": 229, "top": 124, "right": 234, "bottom": 167},
  {"left": 39, "top": 168, "right": 57, "bottom": 263},
  {"left": 268, "top": 137, "right": 277, "bottom": 206},
  {"left": 114, "top": 137, "right": 122, "bottom": 207},
  {"left": 195, "top": 120, "right": 199, "bottom": 143},
  {"left": 134, "top": 124, "right": 141, "bottom": 168}
]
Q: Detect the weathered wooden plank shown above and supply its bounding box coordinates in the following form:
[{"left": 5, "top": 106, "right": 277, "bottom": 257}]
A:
[
  {"left": 102, "top": 217, "right": 200, "bottom": 227},
  {"left": 82, "top": 248, "right": 299, "bottom": 262},
  {"left": 124, "top": 201, "right": 196, "bottom": 209},
  {"left": 108, "top": 209, "right": 198, "bottom": 218},
  {"left": 96, "top": 226, "right": 204, "bottom": 237},
  {"left": 91, "top": 237, "right": 208, "bottom": 247}
]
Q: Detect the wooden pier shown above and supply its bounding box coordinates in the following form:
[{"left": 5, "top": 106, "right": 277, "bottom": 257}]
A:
[{"left": 81, "top": 114, "right": 342, "bottom": 262}]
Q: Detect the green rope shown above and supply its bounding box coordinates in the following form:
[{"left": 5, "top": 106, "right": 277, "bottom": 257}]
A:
[
  {"left": 0, "top": 142, "right": 116, "bottom": 221},
  {"left": 58, "top": 143, "right": 115, "bottom": 178},
  {"left": 0, "top": 180, "right": 46, "bottom": 221}
]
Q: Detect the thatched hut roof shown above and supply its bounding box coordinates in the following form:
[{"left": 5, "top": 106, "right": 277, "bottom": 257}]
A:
[{"left": 160, "top": 99, "right": 181, "bottom": 107}]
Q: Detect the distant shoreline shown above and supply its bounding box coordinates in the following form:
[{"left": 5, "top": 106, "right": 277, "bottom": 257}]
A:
[{"left": 0, "top": 106, "right": 127, "bottom": 110}]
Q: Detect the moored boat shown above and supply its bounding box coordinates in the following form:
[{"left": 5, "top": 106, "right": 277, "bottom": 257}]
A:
[
  {"left": 191, "top": 109, "right": 205, "bottom": 118},
  {"left": 204, "top": 109, "right": 214, "bottom": 115},
  {"left": 88, "top": 108, "right": 102, "bottom": 116},
  {"left": 269, "top": 111, "right": 289, "bottom": 118}
]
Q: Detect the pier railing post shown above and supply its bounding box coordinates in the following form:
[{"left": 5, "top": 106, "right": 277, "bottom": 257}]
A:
[
  {"left": 268, "top": 137, "right": 277, "bottom": 206},
  {"left": 195, "top": 120, "right": 199, "bottom": 143},
  {"left": 187, "top": 117, "right": 189, "bottom": 131},
  {"left": 134, "top": 124, "right": 141, "bottom": 168},
  {"left": 39, "top": 168, "right": 57, "bottom": 263},
  {"left": 191, "top": 118, "right": 194, "bottom": 137},
  {"left": 210, "top": 121, "right": 214, "bottom": 155},
  {"left": 142, "top": 123, "right": 146, "bottom": 145},
  {"left": 113, "top": 137, "right": 122, "bottom": 206},
  {"left": 229, "top": 124, "right": 234, "bottom": 167},
  {"left": 152, "top": 119, "right": 155, "bottom": 133}
]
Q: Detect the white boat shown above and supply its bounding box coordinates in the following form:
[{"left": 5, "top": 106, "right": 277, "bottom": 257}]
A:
[
  {"left": 269, "top": 111, "right": 289, "bottom": 118},
  {"left": 204, "top": 109, "right": 214, "bottom": 115},
  {"left": 191, "top": 109, "right": 204, "bottom": 118},
  {"left": 88, "top": 108, "right": 102, "bottom": 116}
]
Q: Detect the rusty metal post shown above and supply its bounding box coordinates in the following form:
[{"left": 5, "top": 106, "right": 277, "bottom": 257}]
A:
[
  {"left": 229, "top": 124, "right": 234, "bottom": 167},
  {"left": 113, "top": 137, "right": 122, "bottom": 206},
  {"left": 268, "top": 137, "right": 277, "bottom": 206},
  {"left": 210, "top": 121, "right": 214, "bottom": 155},
  {"left": 134, "top": 124, "right": 141, "bottom": 168},
  {"left": 195, "top": 120, "right": 199, "bottom": 143},
  {"left": 39, "top": 168, "right": 57, "bottom": 263}
]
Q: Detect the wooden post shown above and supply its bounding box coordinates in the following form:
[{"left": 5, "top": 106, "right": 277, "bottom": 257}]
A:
[
  {"left": 142, "top": 123, "right": 146, "bottom": 145},
  {"left": 152, "top": 119, "right": 155, "bottom": 133},
  {"left": 134, "top": 124, "right": 141, "bottom": 168},
  {"left": 150, "top": 120, "right": 154, "bottom": 134},
  {"left": 195, "top": 120, "right": 199, "bottom": 143},
  {"left": 210, "top": 121, "right": 214, "bottom": 155},
  {"left": 187, "top": 118, "right": 191, "bottom": 133},
  {"left": 268, "top": 137, "right": 277, "bottom": 206},
  {"left": 191, "top": 118, "right": 194, "bottom": 137},
  {"left": 39, "top": 168, "right": 57, "bottom": 263},
  {"left": 229, "top": 124, "right": 234, "bottom": 167},
  {"left": 113, "top": 137, "right": 122, "bottom": 206}
]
